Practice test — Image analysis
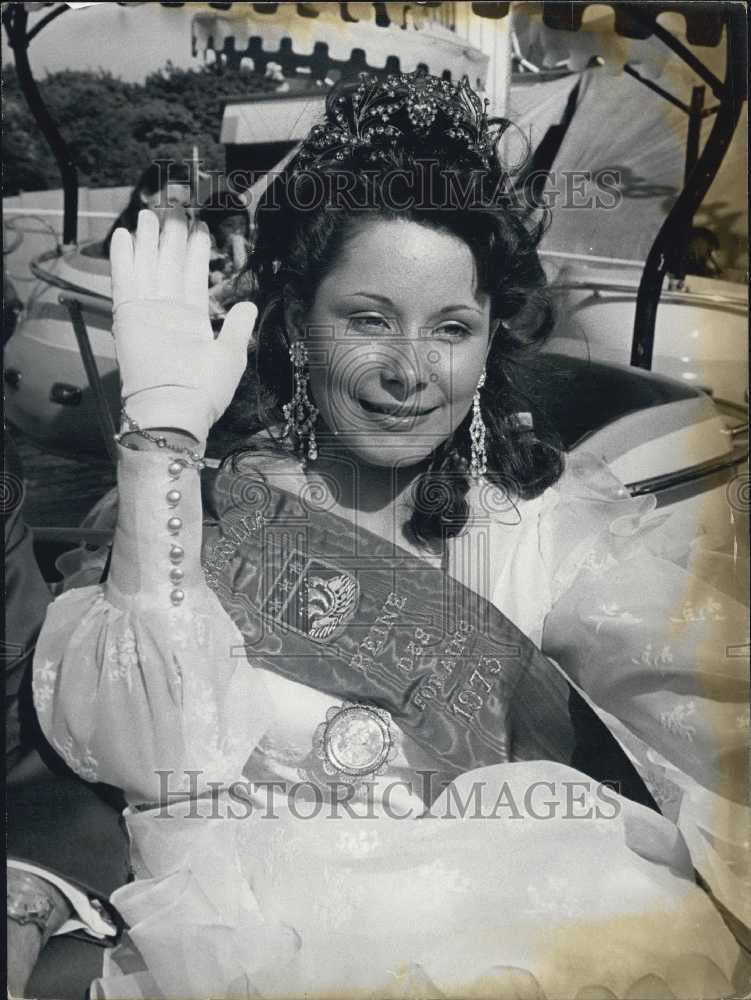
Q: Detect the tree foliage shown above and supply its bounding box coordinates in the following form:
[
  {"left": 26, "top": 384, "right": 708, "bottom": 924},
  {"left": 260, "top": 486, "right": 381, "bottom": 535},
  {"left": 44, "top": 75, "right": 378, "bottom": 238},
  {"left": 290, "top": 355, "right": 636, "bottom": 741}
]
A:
[{"left": 2, "top": 61, "right": 276, "bottom": 195}]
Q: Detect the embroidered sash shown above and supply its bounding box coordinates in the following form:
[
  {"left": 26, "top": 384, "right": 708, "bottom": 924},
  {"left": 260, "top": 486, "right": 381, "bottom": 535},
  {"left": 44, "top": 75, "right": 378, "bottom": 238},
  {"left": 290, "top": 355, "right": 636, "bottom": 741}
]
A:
[{"left": 202, "top": 462, "right": 575, "bottom": 778}]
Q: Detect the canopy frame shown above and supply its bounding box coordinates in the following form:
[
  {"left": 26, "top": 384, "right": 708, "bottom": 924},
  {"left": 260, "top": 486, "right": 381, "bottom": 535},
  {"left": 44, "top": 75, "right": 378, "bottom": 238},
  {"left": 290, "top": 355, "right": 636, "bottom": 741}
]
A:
[
  {"left": 2, "top": 3, "right": 78, "bottom": 245},
  {"left": 630, "top": 4, "right": 746, "bottom": 369}
]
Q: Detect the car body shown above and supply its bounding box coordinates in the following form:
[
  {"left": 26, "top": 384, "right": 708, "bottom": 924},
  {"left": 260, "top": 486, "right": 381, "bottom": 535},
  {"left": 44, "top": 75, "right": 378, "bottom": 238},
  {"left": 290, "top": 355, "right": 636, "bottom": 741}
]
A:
[
  {"left": 544, "top": 252, "right": 748, "bottom": 408},
  {"left": 4, "top": 247, "right": 116, "bottom": 458}
]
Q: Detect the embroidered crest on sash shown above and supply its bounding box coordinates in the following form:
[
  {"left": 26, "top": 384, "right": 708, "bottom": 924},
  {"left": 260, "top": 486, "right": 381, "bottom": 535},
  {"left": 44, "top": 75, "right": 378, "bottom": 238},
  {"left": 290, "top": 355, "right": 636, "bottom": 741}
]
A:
[
  {"left": 307, "top": 573, "right": 358, "bottom": 640},
  {"left": 262, "top": 550, "right": 360, "bottom": 644}
]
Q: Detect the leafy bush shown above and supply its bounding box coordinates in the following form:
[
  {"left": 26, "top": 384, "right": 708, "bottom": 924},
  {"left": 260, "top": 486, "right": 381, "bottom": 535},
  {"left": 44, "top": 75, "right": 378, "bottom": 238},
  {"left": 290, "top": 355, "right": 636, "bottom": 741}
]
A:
[{"left": 2, "top": 61, "right": 275, "bottom": 195}]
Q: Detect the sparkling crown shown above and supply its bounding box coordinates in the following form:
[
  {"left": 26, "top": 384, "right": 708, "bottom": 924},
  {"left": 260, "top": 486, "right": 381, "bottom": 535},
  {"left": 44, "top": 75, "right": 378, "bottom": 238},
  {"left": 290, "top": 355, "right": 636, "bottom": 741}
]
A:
[{"left": 295, "top": 71, "right": 502, "bottom": 172}]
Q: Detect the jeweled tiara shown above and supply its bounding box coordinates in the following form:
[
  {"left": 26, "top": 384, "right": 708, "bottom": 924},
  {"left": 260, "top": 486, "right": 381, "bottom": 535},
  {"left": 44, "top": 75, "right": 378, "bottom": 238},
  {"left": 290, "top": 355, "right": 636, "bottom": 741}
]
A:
[{"left": 294, "top": 71, "right": 503, "bottom": 172}]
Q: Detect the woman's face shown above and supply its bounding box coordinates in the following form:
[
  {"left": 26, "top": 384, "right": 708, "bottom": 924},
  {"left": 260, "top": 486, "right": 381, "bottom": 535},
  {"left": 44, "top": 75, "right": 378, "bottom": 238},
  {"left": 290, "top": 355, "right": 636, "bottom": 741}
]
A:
[
  {"left": 294, "top": 218, "right": 495, "bottom": 469},
  {"left": 141, "top": 182, "right": 193, "bottom": 225}
]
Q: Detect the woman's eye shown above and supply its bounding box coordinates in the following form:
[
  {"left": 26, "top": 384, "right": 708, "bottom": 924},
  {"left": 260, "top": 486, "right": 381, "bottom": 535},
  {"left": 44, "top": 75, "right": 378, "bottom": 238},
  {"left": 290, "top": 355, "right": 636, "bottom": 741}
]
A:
[
  {"left": 432, "top": 322, "right": 471, "bottom": 340},
  {"left": 348, "top": 314, "right": 393, "bottom": 334}
]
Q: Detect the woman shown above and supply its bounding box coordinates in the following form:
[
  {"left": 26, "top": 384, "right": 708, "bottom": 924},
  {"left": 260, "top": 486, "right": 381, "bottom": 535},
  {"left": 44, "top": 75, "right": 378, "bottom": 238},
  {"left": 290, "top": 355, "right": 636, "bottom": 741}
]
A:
[
  {"left": 100, "top": 161, "right": 193, "bottom": 256},
  {"left": 199, "top": 188, "right": 251, "bottom": 280},
  {"left": 199, "top": 188, "right": 253, "bottom": 323},
  {"left": 33, "top": 74, "right": 748, "bottom": 998}
]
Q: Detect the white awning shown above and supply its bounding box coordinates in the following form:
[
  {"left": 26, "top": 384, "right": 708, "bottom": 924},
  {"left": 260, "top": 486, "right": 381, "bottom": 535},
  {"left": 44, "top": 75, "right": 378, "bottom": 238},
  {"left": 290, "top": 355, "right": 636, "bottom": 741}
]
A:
[
  {"left": 221, "top": 94, "right": 325, "bottom": 145},
  {"left": 192, "top": 4, "right": 488, "bottom": 86}
]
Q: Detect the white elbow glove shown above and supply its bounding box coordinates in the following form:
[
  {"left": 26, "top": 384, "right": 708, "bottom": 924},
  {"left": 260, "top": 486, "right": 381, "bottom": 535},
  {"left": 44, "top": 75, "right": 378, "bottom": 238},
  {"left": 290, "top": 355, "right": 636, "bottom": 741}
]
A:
[{"left": 110, "top": 209, "right": 257, "bottom": 446}]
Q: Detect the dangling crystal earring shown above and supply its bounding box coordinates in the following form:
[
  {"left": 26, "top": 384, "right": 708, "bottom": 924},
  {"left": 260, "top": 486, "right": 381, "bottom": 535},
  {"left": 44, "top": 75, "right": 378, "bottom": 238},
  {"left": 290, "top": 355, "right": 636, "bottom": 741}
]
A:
[
  {"left": 282, "top": 341, "right": 318, "bottom": 464},
  {"left": 469, "top": 371, "right": 487, "bottom": 480}
]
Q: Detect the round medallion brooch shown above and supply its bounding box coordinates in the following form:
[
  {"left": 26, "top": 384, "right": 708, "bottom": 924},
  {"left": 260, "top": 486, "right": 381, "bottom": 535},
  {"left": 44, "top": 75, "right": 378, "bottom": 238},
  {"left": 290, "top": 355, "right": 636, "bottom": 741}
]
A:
[{"left": 306, "top": 703, "right": 398, "bottom": 788}]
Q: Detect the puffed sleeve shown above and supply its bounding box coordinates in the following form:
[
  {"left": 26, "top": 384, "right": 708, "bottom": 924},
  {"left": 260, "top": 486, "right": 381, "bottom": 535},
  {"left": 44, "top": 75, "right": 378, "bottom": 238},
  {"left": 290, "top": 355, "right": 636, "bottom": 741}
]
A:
[
  {"left": 541, "top": 452, "right": 750, "bottom": 930},
  {"left": 32, "top": 445, "right": 273, "bottom": 805}
]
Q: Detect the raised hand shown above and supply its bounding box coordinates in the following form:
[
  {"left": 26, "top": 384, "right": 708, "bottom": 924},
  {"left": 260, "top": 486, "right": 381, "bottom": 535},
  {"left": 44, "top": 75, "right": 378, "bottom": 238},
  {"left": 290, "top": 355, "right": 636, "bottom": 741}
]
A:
[{"left": 110, "top": 209, "right": 257, "bottom": 447}]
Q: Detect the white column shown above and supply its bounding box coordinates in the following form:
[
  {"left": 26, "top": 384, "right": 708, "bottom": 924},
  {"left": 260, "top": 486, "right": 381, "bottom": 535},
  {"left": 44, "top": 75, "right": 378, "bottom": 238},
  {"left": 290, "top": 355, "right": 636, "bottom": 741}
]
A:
[{"left": 451, "top": 3, "right": 512, "bottom": 115}]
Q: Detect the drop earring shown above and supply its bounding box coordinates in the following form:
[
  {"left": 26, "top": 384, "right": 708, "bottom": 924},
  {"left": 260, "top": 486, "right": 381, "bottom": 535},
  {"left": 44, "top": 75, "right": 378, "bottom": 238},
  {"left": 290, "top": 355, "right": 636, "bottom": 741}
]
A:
[
  {"left": 283, "top": 341, "right": 318, "bottom": 464},
  {"left": 469, "top": 371, "right": 487, "bottom": 480}
]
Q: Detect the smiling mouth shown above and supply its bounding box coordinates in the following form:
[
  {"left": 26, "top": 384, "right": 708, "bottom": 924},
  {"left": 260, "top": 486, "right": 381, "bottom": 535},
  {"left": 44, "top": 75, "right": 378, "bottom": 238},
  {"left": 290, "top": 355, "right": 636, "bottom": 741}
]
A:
[{"left": 358, "top": 398, "right": 439, "bottom": 419}]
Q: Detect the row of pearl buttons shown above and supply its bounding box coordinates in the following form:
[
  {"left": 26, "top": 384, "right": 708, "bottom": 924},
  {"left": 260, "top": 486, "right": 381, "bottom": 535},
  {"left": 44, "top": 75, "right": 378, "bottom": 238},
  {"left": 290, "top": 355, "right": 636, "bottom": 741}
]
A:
[{"left": 167, "top": 460, "right": 186, "bottom": 605}]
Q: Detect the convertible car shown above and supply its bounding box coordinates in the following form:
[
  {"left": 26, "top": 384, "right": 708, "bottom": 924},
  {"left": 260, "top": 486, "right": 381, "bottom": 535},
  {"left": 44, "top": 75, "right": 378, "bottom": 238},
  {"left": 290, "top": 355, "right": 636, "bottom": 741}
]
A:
[{"left": 6, "top": 253, "right": 748, "bottom": 1000}]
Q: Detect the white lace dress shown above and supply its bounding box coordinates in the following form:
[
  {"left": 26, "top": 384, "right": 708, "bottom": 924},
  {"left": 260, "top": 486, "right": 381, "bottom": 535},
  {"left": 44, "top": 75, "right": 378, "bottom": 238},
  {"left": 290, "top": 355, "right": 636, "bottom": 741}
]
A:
[{"left": 33, "top": 445, "right": 750, "bottom": 999}]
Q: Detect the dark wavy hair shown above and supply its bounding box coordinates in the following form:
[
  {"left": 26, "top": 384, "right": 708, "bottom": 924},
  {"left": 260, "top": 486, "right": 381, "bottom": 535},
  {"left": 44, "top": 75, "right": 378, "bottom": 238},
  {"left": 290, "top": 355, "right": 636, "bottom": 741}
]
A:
[
  {"left": 103, "top": 161, "right": 193, "bottom": 254},
  {"left": 228, "top": 73, "right": 564, "bottom": 546}
]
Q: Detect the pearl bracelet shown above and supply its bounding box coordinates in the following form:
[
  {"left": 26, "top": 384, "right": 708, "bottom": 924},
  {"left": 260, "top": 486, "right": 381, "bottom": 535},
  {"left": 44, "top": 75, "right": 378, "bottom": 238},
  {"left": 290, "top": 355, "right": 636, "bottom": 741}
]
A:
[{"left": 114, "top": 408, "right": 206, "bottom": 470}]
